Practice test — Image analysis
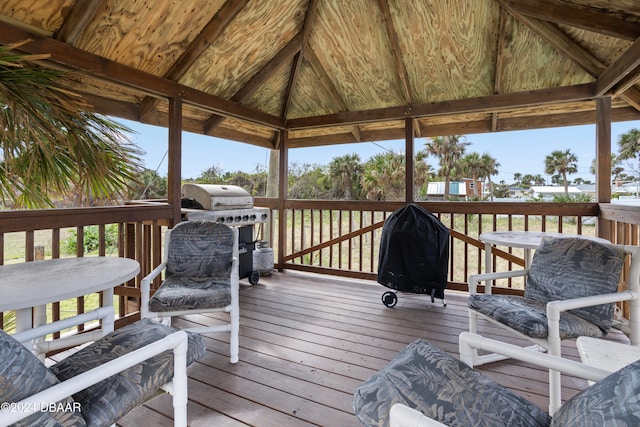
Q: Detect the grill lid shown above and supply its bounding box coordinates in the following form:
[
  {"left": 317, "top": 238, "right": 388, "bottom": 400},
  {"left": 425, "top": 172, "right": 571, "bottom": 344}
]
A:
[{"left": 181, "top": 183, "right": 253, "bottom": 210}]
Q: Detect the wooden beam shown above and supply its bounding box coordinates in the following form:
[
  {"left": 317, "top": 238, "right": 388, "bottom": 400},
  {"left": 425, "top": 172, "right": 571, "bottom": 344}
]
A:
[
  {"left": 595, "top": 97, "right": 612, "bottom": 203},
  {"left": 287, "top": 106, "right": 640, "bottom": 148},
  {"left": 168, "top": 97, "right": 182, "bottom": 227},
  {"left": 405, "top": 118, "right": 414, "bottom": 203},
  {"left": 287, "top": 83, "right": 596, "bottom": 129},
  {"left": 0, "top": 20, "right": 284, "bottom": 129},
  {"left": 377, "top": 0, "right": 413, "bottom": 104},
  {"left": 504, "top": 0, "right": 640, "bottom": 41},
  {"left": 596, "top": 36, "right": 640, "bottom": 96},
  {"left": 55, "top": 0, "right": 104, "bottom": 45},
  {"left": 139, "top": 0, "right": 248, "bottom": 121},
  {"left": 277, "top": 131, "right": 288, "bottom": 272}
]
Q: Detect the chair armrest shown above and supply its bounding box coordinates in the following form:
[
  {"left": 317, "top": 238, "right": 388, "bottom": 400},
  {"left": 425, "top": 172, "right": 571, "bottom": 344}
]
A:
[
  {"left": 547, "top": 290, "right": 640, "bottom": 317},
  {"left": 468, "top": 269, "right": 528, "bottom": 294},
  {"left": 0, "top": 330, "right": 189, "bottom": 426},
  {"left": 458, "top": 332, "right": 610, "bottom": 383},
  {"left": 140, "top": 261, "right": 167, "bottom": 318},
  {"left": 13, "top": 306, "right": 115, "bottom": 345},
  {"left": 390, "top": 403, "right": 448, "bottom": 427}
]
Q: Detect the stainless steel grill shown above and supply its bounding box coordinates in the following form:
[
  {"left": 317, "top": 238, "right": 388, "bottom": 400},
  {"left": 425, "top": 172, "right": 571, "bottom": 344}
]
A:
[{"left": 181, "top": 183, "right": 269, "bottom": 226}]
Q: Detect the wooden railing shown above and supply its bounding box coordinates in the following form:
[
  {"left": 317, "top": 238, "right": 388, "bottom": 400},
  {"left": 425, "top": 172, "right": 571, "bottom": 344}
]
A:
[{"left": 2, "top": 200, "right": 640, "bottom": 335}]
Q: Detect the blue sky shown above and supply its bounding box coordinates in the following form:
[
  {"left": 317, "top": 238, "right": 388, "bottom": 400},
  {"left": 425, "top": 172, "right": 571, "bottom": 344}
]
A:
[{"left": 119, "top": 118, "right": 640, "bottom": 185}]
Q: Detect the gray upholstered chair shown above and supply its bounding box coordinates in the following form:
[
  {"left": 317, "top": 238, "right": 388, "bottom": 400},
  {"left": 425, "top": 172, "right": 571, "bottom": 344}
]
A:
[
  {"left": 467, "top": 237, "right": 640, "bottom": 413},
  {"left": 0, "top": 317, "right": 205, "bottom": 427},
  {"left": 353, "top": 333, "right": 640, "bottom": 427},
  {"left": 141, "top": 220, "right": 240, "bottom": 363}
]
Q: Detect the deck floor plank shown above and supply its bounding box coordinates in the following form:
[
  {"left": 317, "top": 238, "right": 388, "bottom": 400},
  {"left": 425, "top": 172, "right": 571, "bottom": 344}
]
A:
[{"left": 119, "top": 271, "right": 629, "bottom": 426}]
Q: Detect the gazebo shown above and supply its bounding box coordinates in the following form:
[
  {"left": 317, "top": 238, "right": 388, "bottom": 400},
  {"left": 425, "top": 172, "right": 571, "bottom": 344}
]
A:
[{"left": 1, "top": 2, "right": 640, "bottom": 423}]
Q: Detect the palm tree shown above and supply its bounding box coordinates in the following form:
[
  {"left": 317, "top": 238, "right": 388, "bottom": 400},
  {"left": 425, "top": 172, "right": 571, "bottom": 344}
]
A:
[
  {"left": 0, "top": 41, "right": 143, "bottom": 208},
  {"left": 361, "top": 151, "right": 405, "bottom": 201},
  {"left": 425, "top": 135, "right": 470, "bottom": 200},
  {"left": 459, "top": 152, "right": 485, "bottom": 198},
  {"left": 544, "top": 149, "right": 578, "bottom": 196},
  {"left": 480, "top": 153, "right": 500, "bottom": 201},
  {"left": 328, "top": 153, "right": 363, "bottom": 200},
  {"left": 617, "top": 128, "right": 640, "bottom": 189}
]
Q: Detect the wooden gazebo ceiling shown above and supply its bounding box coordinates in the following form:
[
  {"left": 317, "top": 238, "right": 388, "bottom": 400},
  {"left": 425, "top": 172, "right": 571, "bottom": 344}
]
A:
[{"left": 0, "top": 0, "right": 639, "bottom": 150}]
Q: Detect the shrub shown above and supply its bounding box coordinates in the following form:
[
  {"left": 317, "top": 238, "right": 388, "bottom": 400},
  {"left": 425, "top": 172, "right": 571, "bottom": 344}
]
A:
[{"left": 61, "top": 224, "right": 119, "bottom": 255}]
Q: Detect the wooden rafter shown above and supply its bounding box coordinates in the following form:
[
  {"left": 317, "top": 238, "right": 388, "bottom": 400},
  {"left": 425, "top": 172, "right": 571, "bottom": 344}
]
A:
[
  {"left": 376, "top": 0, "right": 413, "bottom": 105},
  {"left": 503, "top": 0, "right": 640, "bottom": 41},
  {"left": 139, "top": 0, "right": 248, "bottom": 121},
  {"left": 281, "top": 0, "right": 319, "bottom": 118},
  {"left": 55, "top": 0, "right": 104, "bottom": 45},
  {"left": 497, "top": 0, "right": 640, "bottom": 111},
  {"left": 596, "top": 36, "right": 640, "bottom": 96}
]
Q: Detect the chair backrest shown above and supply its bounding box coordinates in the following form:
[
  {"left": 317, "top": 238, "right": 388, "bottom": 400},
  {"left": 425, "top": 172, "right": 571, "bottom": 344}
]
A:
[
  {"left": 166, "top": 220, "right": 234, "bottom": 278},
  {"left": 0, "top": 329, "right": 87, "bottom": 426},
  {"left": 524, "top": 237, "right": 624, "bottom": 333},
  {"left": 551, "top": 359, "right": 640, "bottom": 426}
]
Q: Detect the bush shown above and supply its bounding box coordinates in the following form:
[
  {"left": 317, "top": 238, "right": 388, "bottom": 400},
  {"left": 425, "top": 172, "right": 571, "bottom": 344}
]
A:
[{"left": 61, "top": 224, "right": 119, "bottom": 255}]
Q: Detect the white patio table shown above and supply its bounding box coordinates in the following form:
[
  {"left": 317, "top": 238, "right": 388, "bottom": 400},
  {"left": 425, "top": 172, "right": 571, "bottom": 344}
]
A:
[
  {"left": 576, "top": 336, "right": 640, "bottom": 385},
  {"left": 0, "top": 257, "right": 140, "bottom": 336}
]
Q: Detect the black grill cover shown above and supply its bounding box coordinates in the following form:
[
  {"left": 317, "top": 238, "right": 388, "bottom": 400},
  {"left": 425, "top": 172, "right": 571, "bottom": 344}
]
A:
[{"left": 377, "top": 204, "right": 449, "bottom": 299}]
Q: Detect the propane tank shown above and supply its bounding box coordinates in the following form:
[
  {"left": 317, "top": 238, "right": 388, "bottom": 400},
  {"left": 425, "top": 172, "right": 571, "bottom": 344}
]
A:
[{"left": 253, "top": 240, "right": 274, "bottom": 275}]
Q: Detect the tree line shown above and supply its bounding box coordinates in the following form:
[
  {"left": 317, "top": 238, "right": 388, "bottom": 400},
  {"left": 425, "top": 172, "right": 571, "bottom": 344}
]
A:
[{"left": 131, "top": 129, "right": 640, "bottom": 202}]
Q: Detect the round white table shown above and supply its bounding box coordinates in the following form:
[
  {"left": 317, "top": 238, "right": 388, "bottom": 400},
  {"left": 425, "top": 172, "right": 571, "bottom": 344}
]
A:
[
  {"left": 479, "top": 231, "right": 611, "bottom": 274},
  {"left": 0, "top": 256, "right": 140, "bottom": 332}
]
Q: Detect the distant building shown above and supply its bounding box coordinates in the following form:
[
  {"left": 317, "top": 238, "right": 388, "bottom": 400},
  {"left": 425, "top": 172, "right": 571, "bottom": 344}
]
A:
[
  {"left": 529, "top": 186, "right": 582, "bottom": 200},
  {"left": 426, "top": 180, "right": 483, "bottom": 200}
]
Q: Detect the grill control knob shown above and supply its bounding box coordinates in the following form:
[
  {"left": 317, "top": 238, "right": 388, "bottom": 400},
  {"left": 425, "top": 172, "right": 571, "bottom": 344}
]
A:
[{"left": 226, "top": 216, "right": 234, "bottom": 223}]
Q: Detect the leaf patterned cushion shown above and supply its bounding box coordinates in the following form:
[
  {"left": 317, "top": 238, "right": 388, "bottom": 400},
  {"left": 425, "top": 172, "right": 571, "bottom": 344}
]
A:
[
  {"left": 166, "top": 220, "right": 233, "bottom": 278},
  {"left": 149, "top": 275, "right": 231, "bottom": 312},
  {"left": 50, "top": 319, "right": 206, "bottom": 427},
  {"left": 525, "top": 237, "right": 624, "bottom": 333},
  {"left": 551, "top": 359, "right": 640, "bottom": 426},
  {"left": 353, "top": 339, "right": 551, "bottom": 427},
  {"left": 468, "top": 294, "right": 605, "bottom": 339},
  {"left": 0, "top": 329, "right": 87, "bottom": 427}
]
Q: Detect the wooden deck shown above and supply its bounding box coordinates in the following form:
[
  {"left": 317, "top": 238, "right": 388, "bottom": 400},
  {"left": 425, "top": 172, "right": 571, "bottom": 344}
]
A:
[{"left": 117, "top": 271, "right": 629, "bottom": 426}]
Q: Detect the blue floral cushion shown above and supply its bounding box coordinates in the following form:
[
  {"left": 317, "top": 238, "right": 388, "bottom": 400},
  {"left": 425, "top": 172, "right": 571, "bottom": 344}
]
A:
[
  {"left": 50, "top": 319, "right": 206, "bottom": 427},
  {"left": 468, "top": 294, "right": 605, "bottom": 339},
  {"left": 353, "top": 339, "right": 551, "bottom": 427},
  {"left": 551, "top": 359, "right": 640, "bottom": 426},
  {"left": 149, "top": 276, "right": 231, "bottom": 312},
  {"left": 525, "top": 237, "right": 623, "bottom": 333},
  {"left": 0, "top": 329, "right": 86, "bottom": 427}
]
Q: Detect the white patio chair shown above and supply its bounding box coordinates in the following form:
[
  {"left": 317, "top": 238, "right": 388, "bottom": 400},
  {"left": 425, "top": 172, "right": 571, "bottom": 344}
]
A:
[
  {"left": 467, "top": 236, "right": 640, "bottom": 413},
  {"left": 141, "top": 220, "right": 240, "bottom": 363},
  {"left": 354, "top": 333, "right": 638, "bottom": 427},
  {"left": 0, "top": 308, "right": 205, "bottom": 427}
]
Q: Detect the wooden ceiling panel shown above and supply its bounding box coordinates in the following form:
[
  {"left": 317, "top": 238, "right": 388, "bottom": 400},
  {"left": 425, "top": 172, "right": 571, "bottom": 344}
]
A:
[
  {"left": 390, "top": 0, "right": 500, "bottom": 103},
  {"left": 499, "top": 15, "right": 593, "bottom": 93},
  {"left": 0, "top": 0, "right": 70, "bottom": 35},
  {"left": 308, "top": 0, "right": 405, "bottom": 111},
  {"left": 74, "top": 0, "right": 224, "bottom": 76},
  {"left": 182, "top": 0, "right": 305, "bottom": 99},
  {"left": 560, "top": 26, "right": 632, "bottom": 67},
  {"left": 243, "top": 59, "right": 291, "bottom": 117},
  {"left": 288, "top": 59, "right": 343, "bottom": 119}
]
